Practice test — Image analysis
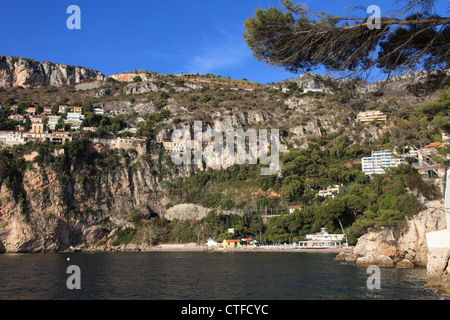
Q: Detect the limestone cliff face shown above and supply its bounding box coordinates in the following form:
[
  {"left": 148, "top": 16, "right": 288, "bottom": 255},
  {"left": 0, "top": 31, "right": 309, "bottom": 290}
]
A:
[
  {"left": 0, "top": 56, "right": 104, "bottom": 88},
  {"left": 426, "top": 248, "right": 450, "bottom": 296},
  {"left": 0, "top": 149, "right": 189, "bottom": 253},
  {"left": 351, "top": 203, "right": 446, "bottom": 267}
]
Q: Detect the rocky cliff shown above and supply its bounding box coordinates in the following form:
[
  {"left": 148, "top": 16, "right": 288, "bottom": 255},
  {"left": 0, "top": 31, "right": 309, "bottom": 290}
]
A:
[
  {"left": 335, "top": 202, "right": 446, "bottom": 267},
  {"left": 0, "top": 56, "right": 105, "bottom": 88},
  {"left": 0, "top": 146, "right": 188, "bottom": 253},
  {"left": 335, "top": 202, "right": 450, "bottom": 295}
]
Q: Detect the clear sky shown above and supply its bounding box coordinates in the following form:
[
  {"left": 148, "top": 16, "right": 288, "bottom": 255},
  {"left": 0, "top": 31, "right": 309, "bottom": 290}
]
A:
[{"left": 0, "top": 0, "right": 447, "bottom": 84}]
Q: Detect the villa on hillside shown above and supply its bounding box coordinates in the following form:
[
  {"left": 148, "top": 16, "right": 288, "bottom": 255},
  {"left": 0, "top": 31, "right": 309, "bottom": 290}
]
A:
[
  {"left": 316, "top": 185, "right": 344, "bottom": 198},
  {"left": 0, "top": 131, "right": 73, "bottom": 145},
  {"left": 8, "top": 114, "right": 25, "bottom": 122},
  {"left": 356, "top": 110, "right": 387, "bottom": 123}
]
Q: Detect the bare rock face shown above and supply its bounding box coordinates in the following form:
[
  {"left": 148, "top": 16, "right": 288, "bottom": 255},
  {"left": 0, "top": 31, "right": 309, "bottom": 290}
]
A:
[
  {"left": 426, "top": 248, "right": 450, "bottom": 296},
  {"left": 164, "top": 204, "right": 211, "bottom": 221},
  {"left": 0, "top": 56, "right": 104, "bottom": 88},
  {"left": 352, "top": 204, "right": 446, "bottom": 267}
]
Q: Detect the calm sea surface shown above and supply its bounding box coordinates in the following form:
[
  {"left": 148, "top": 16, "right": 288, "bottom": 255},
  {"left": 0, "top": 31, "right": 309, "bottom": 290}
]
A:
[{"left": 0, "top": 252, "right": 444, "bottom": 300}]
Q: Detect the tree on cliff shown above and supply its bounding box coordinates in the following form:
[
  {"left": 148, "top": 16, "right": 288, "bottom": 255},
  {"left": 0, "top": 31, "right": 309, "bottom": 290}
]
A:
[{"left": 243, "top": 0, "right": 450, "bottom": 80}]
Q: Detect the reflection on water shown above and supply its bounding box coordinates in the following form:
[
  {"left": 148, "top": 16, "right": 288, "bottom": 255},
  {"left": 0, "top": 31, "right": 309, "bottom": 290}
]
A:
[{"left": 0, "top": 252, "right": 443, "bottom": 300}]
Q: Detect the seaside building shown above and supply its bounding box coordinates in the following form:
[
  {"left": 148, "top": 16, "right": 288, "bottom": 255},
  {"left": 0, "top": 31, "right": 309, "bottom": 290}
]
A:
[
  {"left": 362, "top": 150, "right": 405, "bottom": 175},
  {"left": 222, "top": 240, "right": 241, "bottom": 249},
  {"left": 356, "top": 110, "right": 387, "bottom": 123},
  {"left": 299, "top": 228, "right": 346, "bottom": 248},
  {"left": 241, "top": 238, "right": 256, "bottom": 247}
]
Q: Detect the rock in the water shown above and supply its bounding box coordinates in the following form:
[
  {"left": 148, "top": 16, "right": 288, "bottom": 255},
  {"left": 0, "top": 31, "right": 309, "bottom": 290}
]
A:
[
  {"left": 395, "top": 259, "right": 415, "bottom": 269},
  {"left": 356, "top": 252, "right": 394, "bottom": 268}
]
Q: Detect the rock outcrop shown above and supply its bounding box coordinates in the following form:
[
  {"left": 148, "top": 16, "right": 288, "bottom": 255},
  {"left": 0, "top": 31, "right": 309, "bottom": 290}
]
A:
[
  {"left": 164, "top": 204, "right": 244, "bottom": 221},
  {"left": 0, "top": 56, "right": 104, "bottom": 88},
  {"left": 356, "top": 252, "right": 395, "bottom": 268},
  {"left": 351, "top": 203, "right": 446, "bottom": 268},
  {"left": 281, "top": 69, "right": 450, "bottom": 95},
  {"left": 164, "top": 204, "right": 211, "bottom": 221},
  {"left": 425, "top": 248, "right": 450, "bottom": 296}
]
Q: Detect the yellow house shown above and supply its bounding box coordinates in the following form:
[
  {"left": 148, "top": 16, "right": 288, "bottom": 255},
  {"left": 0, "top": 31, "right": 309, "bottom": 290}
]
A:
[
  {"left": 222, "top": 240, "right": 241, "bottom": 249},
  {"left": 72, "top": 106, "right": 83, "bottom": 114},
  {"left": 31, "top": 122, "right": 44, "bottom": 134}
]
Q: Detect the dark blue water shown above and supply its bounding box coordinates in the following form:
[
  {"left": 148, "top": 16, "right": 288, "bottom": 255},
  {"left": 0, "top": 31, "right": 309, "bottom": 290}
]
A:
[{"left": 0, "top": 252, "right": 444, "bottom": 300}]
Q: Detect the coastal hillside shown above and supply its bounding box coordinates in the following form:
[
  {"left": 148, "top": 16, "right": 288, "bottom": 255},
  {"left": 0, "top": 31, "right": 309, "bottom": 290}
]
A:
[{"left": 0, "top": 55, "right": 449, "bottom": 255}]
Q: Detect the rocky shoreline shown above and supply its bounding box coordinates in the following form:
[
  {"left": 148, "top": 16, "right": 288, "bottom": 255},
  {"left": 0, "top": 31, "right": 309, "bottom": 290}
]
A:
[
  {"left": 57, "top": 243, "right": 353, "bottom": 254},
  {"left": 333, "top": 203, "right": 450, "bottom": 297}
]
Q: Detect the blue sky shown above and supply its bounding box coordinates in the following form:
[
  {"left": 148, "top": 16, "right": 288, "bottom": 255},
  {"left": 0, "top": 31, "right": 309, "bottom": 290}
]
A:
[{"left": 0, "top": 0, "right": 447, "bottom": 84}]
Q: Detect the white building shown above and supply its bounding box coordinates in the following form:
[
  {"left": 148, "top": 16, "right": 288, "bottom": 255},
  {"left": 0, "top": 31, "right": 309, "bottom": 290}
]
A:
[
  {"left": 66, "top": 112, "right": 85, "bottom": 126},
  {"left": 299, "top": 228, "right": 346, "bottom": 248},
  {"left": 356, "top": 110, "right": 387, "bottom": 123},
  {"left": 59, "top": 105, "right": 69, "bottom": 114},
  {"left": 47, "top": 116, "right": 61, "bottom": 130},
  {"left": 93, "top": 107, "right": 106, "bottom": 115},
  {"left": 316, "top": 185, "right": 344, "bottom": 198},
  {"left": 0, "top": 131, "right": 25, "bottom": 145},
  {"left": 362, "top": 150, "right": 405, "bottom": 175}
]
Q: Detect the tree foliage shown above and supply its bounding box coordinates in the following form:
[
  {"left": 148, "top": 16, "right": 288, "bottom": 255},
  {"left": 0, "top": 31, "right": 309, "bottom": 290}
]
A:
[{"left": 243, "top": 0, "right": 450, "bottom": 78}]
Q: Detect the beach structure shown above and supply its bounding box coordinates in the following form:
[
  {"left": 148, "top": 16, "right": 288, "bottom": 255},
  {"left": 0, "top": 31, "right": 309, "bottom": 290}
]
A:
[
  {"left": 222, "top": 240, "right": 241, "bottom": 249},
  {"left": 299, "top": 228, "right": 346, "bottom": 248},
  {"left": 241, "top": 238, "right": 256, "bottom": 247}
]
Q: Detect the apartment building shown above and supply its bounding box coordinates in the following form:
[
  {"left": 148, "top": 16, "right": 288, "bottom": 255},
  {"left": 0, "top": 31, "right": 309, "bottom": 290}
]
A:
[{"left": 362, "top": 150, "right": 405, "bottom": 175}]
